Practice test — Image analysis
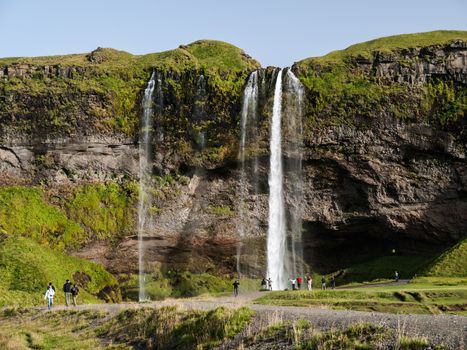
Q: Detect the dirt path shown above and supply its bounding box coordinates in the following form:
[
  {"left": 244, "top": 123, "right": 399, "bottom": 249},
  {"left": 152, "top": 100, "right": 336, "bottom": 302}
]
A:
[{"left": 43, "top": 291, "right": 467, "bottom": 349}]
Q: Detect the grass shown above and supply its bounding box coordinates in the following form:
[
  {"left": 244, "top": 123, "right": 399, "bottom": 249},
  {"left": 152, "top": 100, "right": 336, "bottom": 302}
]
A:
[
  {"left": 0, "top": 309, "right": 112, "bottom": 350},
  {"left": 0, "top": 235, "right": 119, "bottom": 307},
  {"left": 250, "top": 319, "right": 444, "bottom": 350},
  {"left": 424, "top": 238, "right": 467, "bottom": 277},
  {"left": 301, "top": 30, "right": 467, "bottom": 63},
  {"left": 254, "top": 281, "right": 467, "bottom": 315},
  {"left": 97, "top": 306, "right": 254, "bottom": 349}
]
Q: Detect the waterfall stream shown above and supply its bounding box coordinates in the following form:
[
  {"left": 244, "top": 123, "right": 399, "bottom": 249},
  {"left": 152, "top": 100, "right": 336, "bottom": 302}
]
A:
[
  {"left": 138, "top": 72, "right": 156, "bottom": 301},
  {"left": 267, "top": 69, "right": 287, "bottom": 290},
  {"left": 237, "top": 71, "right": 259, "bottom": 275}
]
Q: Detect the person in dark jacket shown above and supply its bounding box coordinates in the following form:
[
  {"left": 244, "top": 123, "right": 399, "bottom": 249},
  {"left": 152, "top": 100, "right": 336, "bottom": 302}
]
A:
[
  {"left": 63, "top": 279, "right": 72, "bottom": 306},
  {"left": 71, "top": 284, "right": 79, "bottom": 306},
  {"left": 233, "top": 280, "right": 240, "bottom": 297}
]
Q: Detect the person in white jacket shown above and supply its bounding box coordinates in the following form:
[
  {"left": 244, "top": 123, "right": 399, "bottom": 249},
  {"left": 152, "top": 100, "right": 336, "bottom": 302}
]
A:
[{"left": 44, "top": 285, "right": 55, "bottom": 310}]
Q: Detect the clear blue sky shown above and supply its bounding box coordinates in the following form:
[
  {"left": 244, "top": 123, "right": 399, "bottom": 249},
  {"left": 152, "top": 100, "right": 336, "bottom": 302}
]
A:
[{"left": 1, "top": 0, "right": 465, "bottom": 67}]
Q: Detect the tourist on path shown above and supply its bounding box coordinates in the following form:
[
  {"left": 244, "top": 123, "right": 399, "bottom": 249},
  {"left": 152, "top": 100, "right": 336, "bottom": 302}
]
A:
[
  {"left": 261, "top": 278, "right": 267, "bottom": 290},
  {"left": 395, "top": 271, "right": 399, "bottom": 282},
  {"left": 233, "top": 280, "right": 240, "bottom": 297},
  {"left": 47, "top": 282, "right": 56, "bottom": 292},
  {"left": 71, "top": 284, "right": 79, "bottom": 306},
  {"left": 296, "top": 276, "right": 303, "bottom": 289},
  {"left": 307, "top": 276, "right": 313, "bottom": 291},
  {"left": 267, "top": 278, "right": 272, "bottom": 291},
  {"left": 44, "top": 285, "right": 55, "bottom": 310},
  {"left": 330, "top": 276, "right": 336, "bottom": 289},
  {"left": 321, "top": 276, "right": 326, "bottom": 290},
  {"left": 290, "top": 278, "right": 296, "bottom": 290},
  {"left": 63, "top": 279, "right": 72, "bottom": 306}
]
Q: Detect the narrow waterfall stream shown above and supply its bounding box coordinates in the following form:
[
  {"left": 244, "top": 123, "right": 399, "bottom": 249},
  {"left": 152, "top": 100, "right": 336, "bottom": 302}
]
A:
[
  {"left": 138, "top": 72, "right": 156, "bottom": 301},
  {"left": 237, "top": 71, "right": 259, "bottom": 275}
]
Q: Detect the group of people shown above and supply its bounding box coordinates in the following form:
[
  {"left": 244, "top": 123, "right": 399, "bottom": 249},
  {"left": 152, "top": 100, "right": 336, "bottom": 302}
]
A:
[
  {"left": 257, "top": 275, "right": 338, "bottom": 292},
  {"left": 261, "top": 277, "right": 273, "bottom": 291},
  {"left": 44, "top": 279, "right": 79, "bottom": 310}
]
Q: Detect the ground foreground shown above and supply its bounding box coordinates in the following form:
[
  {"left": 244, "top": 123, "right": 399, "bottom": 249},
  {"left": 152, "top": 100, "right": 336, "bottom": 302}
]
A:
[{"left": 1, "top": 291, "right": 466, "bottom": 349}]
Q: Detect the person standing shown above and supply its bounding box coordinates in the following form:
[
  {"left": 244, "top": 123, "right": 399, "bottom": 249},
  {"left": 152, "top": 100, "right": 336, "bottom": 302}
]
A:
[
  {"left": 296, "top": 276, "right": 303, "bottom": 290},
  {"left": 395, "top": 271, "right": 399, "bottom": 282},
  {"left": 233, "top": 280, "right": 240, "bottom": 297},
  {"left": 267, "top": 278, "right": 272, "bottom": 291},
  {"left": 307, "top": 276, "right": 313, "bottom": 291},
  {"left": 71, "top": 284, "right": 79, "bottom": 306},
  {"left": 330, "top": 276, "right": 336, "bottom": 289},
  {"left": 44, "top": 285, "right": 55, "bottom": 310},
  {"left": 290, "top": 278, "right": 296, "bottom": 290},
  {"left": 261, "top": 278, "right": 267, "bottom": 290},
  {"left": 321, "top": 276, "right": 326, "bottom": 290},
  {"left": 63, "top": 279, "right": 72, "bottom": 306}
]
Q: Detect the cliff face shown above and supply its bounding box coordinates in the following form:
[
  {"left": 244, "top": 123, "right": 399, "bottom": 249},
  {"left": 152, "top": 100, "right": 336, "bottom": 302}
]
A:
[{"left": 0, "top": 33, "right": 466, "bottom": 276}]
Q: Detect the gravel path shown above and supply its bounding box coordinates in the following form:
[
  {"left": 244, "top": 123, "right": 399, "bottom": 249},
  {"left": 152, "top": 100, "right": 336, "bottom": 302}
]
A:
[{"left": 38, "top": 291, "right": 467, "bottom": 349}]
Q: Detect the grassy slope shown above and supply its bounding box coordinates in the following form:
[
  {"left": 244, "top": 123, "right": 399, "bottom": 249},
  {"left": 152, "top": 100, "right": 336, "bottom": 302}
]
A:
[
  {"left": 0, "top": 184, "right": 137, "bottom": 250},
  {"left": 301, "top": 30, "right": 467, "bottom": 64},
  {"left": 424, "top": 238, "right": 467, "bottom": 277},
  {"left": 0, "top": 236, "right": 119, "bottom": 307}
]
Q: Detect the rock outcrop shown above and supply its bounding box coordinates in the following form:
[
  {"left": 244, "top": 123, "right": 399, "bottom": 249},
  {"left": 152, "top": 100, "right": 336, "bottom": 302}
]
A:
[{"left": 0, "top": 34, "right": 465, "bottom": 276}]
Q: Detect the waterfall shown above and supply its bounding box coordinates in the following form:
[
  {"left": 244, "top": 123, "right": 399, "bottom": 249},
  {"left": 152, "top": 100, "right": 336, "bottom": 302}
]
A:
[
  {"left": 267, "top": 69, "right": 287, "bottom": 290},
  {"left": 237, "top": 71, "right": 259, "bottom": 275},
  {"left": 284, "top": 69, "right": 305, "bottom": 278},
  {"left": 138, "top": 72, "right": 156, "bottom": 301},
  {"left": 194, "top": 74, "right": 207, "bottom": 149}
]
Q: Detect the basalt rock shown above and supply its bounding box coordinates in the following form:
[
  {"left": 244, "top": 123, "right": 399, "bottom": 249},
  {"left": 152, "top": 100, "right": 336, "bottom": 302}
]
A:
[{"left": 0, "top": 36, "right": 466, "bottom": 276}]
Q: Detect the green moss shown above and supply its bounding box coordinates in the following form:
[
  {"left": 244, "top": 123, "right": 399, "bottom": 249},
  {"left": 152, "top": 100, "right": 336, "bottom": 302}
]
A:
[
  {"left": 0, "top": 236, "right": 119, "bottom": 306},
  {"left": 0, "top": 186, "right": 84, "bottom": 250},
  {"left": 208, "top": 205, "right": 234, "bottom": 216},
  {"left": 66, "top": 183, "right": 137, "bottom": 243},
  {"left": 424, "top": 80, "right": 467, "bottom": 126}
]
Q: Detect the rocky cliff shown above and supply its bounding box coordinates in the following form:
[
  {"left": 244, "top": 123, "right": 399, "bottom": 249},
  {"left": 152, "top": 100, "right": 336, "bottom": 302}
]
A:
[{"left": 0, "top": 31, "right": 466, "bottom": 276}]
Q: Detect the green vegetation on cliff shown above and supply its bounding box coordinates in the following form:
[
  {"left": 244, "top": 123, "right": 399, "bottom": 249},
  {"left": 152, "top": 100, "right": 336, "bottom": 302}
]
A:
[
  {"left": 0, "top": 40, "right": 259, "bottom": 138},
  {"left": 294, "top": 30, "right": 467, "bottom": 129},
  {"left": 0, "top": 186, "right": 83, "bottom": 250},
  {"left": 0, "top": 236, "right": 119, "bottom": 306},
  {"left": 66, "top": 182, "right": 137, "bottom": 242},
  {"left": 0, "top": 184, "right": 137, "bottom": 250}
]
